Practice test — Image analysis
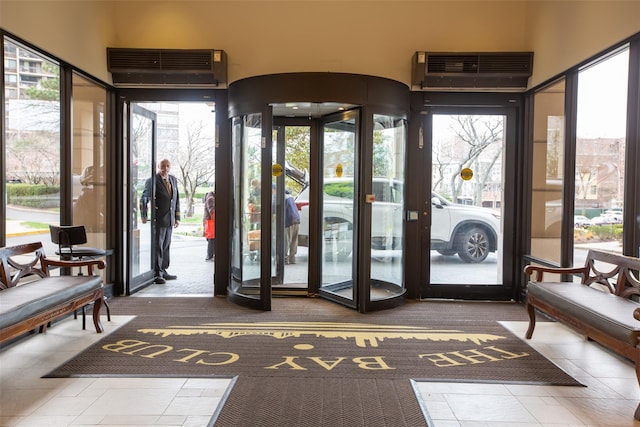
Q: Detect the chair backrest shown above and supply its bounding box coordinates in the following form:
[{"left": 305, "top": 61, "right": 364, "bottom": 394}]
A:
[
  {"left": 0, "top": 242, "right": 48, "bottom": 289},
  {"left": 49, "top": 225, "right": 87, "bottom": 255}
]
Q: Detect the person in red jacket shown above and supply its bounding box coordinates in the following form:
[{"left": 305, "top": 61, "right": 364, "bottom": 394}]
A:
[{"left": 203, "top": 191, "right": 215, "bottom": 261}]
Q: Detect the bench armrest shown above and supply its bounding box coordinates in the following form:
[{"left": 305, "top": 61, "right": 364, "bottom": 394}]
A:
[
  {"left": 524, "top": 264, "right": 588, "bottom": 282},
  {"left": 42, "top": 258, "right": 106, "bottom": 276}
]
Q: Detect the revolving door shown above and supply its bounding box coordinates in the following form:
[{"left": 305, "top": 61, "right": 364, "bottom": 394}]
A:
[{"left": 228, "top": 73, "right": 409, "bottom": 312}]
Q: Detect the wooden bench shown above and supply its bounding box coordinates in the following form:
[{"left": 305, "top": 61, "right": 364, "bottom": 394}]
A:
[
  {"left": 0, "top": 242, "right": 106, "bottom": 345},
  {"left": 523, "top": 249, "right": 640, "bottom": 420}
]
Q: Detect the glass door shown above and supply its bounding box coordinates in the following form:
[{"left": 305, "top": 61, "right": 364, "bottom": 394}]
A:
[
  {"left": 272, "top": 123, "right": 310, "bottom": 294},
  {"left": 127, "top": 104, "right": 157, "bottom": 293},
  {"left": 229, "top": 110, "right": 272, "bottom": 310},
  {"left": 319, "top": 111, "right": 358, "bottom": 308},
  {"left": 423, "top": 111, "right": 509, "bottom": 298}
]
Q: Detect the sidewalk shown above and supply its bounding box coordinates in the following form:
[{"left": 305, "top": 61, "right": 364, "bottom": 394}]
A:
[{"left": 6, "top": 219, "right": 50, "bottom": 238}]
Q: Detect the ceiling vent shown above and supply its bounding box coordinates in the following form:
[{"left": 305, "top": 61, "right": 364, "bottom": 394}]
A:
[
  {"left": 107, "top": 48, "right": 227, "bottom": 88},
  {"left": 412, "top": 51, "right": 533, "bottom": 91}
]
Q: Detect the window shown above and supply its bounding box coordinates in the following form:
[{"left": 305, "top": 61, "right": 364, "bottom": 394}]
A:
[
  {"left": 3, "top": 38, "right": 61, "bottom": 251},
  {"left": 573, "top": 48, "right": 628, "bottom": 262}
]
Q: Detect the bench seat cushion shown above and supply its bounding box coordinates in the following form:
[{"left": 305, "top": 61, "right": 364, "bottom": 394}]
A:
[
  {"left": 528, "top": 281, "right": 640, "bottom": 347},
  {"left": 0, "top": 276, "right": 102, "bottom": 330}
]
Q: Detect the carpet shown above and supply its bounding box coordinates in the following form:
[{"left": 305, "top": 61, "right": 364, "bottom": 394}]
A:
[{"left": 45, "top": 313, "right": 581, "bottom": 386}]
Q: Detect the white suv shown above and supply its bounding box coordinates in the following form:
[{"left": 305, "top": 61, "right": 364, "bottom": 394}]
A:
[{"left": 295, "top": 178, "right": 501, "bottom": 263}]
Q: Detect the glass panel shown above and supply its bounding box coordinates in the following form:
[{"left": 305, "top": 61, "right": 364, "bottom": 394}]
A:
[
  {"left": 4, "top": 38, "right": 61, "bottom": 257},
  {"left": 231, "top": 113, "right": 262, "bottom": 294},
  {"left": 283, "top": 126, "right": 310, "bottom": 288},
  {"left": 131, "top": 109, "right": 153, "bottom": 279},
  {"left": 272, "top": 130, "right": 280, "bottom": 280},
  {"left": 574, "top": 49, "right": 628, "bottom": 264},
  {"left": 71, "top": 73, "right": 107, "bottom": 246},
  {"left": 431, "top": 114, "right": 504, "bottom": 285},
  {"left": 530, "top": 80, "right": 566, "bottom": 264},
  {"left": 320, "top": 115, "right": 356, "bottom": 300},
  {"left": 370, "top": 114, "right": 405, "bottom": 300}
]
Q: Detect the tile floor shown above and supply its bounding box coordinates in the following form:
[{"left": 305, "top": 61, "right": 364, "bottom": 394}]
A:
[{"left": 1, "top": 313, "right": 639, "bottom": 426}]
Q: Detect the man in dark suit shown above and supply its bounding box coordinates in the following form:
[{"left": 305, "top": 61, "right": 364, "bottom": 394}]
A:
[{"left": 140, "top": 158, "right": 180, "bottom": 284}]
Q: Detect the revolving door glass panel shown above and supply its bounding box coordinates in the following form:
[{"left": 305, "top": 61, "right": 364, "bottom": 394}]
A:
[
  {"left": 230, "top": 113, "right": 270, "bottom": 308},
  {"left": 319, "top": 112, "right": 358, "bottom": 305},
  {"left": 370, "top": 114, "right": 406, "bottom": 300}
]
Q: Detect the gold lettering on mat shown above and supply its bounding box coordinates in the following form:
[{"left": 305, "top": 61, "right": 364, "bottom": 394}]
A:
[
  {"left": 95, "top": 322, "right": 536, "bottom": 372},
  {"left": 137, "top": 322, "right": 506, "bottom": 348},
  {"left": 419, "top": 346, "right": 529, "bottom": 367}
]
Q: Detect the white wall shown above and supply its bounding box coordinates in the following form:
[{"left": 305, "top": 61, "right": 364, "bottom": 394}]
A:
[{"left": 1, "top": 1, "right": 639, "bottom": 88}]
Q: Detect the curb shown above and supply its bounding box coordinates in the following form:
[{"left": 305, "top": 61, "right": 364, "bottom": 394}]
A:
[{"left": 7, "top": 229, "right": 49, "bottom": 238}]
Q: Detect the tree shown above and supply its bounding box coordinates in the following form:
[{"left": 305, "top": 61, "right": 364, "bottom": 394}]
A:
[
  {"left": 177, "top": 121, "right": 216, "bottom": 217},
  {"left": 284, "top": 126, "right": 310, "bottom": 194},
  {"left": 7, "top": 63, "right": 61, "bottom": 185},
  {"left": 433, "top": 115, "right": 503, "bottom": 204}
]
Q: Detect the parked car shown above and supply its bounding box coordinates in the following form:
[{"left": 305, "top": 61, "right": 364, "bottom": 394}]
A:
[
  {"left": 295, "top": 178, "right": 501, "bottom": 263},
  {"left": 574, "top": 215, "right": 591, "bottom": 228},
  {"left": 589, "top": 215, "right": 620, "bottom": 225}
]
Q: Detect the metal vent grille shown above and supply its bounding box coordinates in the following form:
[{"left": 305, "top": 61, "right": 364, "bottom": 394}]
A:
[
  {"left": 107, "top": 49, "right": 215, "bottom": 72},
  {"left": 426, "top": 53, "right": 532, "bottom": 75},
  {"left": 107, "top": 48, "right": 227, "bottom": 87},
  {"left": 413, "top": 51, "right": 533, "bottom": 91},
  {"left": 160, "top": 51, "right": 213, "bottom": 71}
]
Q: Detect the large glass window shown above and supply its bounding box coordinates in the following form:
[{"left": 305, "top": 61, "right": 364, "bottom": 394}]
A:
[
  {"left": 72, "top": 73, "right": 107, "bottom": 252},
  {"left": 4, "top": 38, "right": 60, "bottom": 254},
  {"left": 574, "top": 49, "right": 628, "bottom": 263},
  {"left": 530, "top": 80, "right": 566, "bottom": 264}
]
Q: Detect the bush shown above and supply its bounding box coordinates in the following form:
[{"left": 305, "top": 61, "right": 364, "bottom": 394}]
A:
[
  {"left": 7, "top": 184, "right": 60, "bottom": 209},
  {"left": 590, "top": 224, "right": 623, "bottom": 241}
]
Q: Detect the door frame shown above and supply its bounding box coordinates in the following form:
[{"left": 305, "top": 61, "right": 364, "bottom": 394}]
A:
[{"left": 416, "top": 98, "right": 521, "bottom": 301}]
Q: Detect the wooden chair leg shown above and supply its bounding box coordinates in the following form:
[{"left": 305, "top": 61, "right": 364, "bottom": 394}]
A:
[
  {"left": 525, "top": 300, "right": 536, "bottom": 339},
  {"left": 92, "top": 297, "right": 104, "bottom": 333}
]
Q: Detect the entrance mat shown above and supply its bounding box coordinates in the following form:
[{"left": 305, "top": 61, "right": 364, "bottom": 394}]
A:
[
  {"left": 45, "top": 315, "right": 582, "bottom": 386},
  {"left": 213, "top": 377, "right": 429, "bottom": 427}
]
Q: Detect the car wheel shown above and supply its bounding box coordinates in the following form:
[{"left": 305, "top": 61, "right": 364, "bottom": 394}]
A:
[
  {"left": 457, "top": 227, "right": 490, "bottom": 263},
  {"left": 437, "top": 249, "right": 456, "bottom": 256}
]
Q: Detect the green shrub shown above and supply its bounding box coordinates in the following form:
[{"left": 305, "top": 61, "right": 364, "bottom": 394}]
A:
[
  {"left": 7, "top": 184, "right": 60, "bottom": 209},
  {"left": 590, "top": 224, "right": 623, "bottom": 241},
  {"left": 7, "top": 183, "right": 60, "bottom": 196}
]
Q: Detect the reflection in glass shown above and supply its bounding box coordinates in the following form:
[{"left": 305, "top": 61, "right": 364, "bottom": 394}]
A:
[
  {"left": 574, "top": 49, "right": 628, "bottom": 262},
  {"left": 4, "top": 38, "right": 61, "bottom": 255},
  {"left": 370, "top": 115, "right": 405, "bottom": 300},
  {"left": 431, "top": 115, "right": 504, "bottom": 285},
  {"left": 130, "top": 109, "right": 153, "bottom": 278},
  {"left": 530, "top": 80, "right": 566, "bottom": 264},
  {"left": 320, "top": 115, "right": 356, "bottom": 301},
  {"left": 231, "top": 114, "right": 262, "bottom": 294},
  {"left": 72, "top": 73, "right": 107, "bottom": 246}
]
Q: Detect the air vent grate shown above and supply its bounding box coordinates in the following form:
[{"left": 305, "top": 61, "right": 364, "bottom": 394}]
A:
[
  {"left": 413, "top": 51, "right": 533, "bottom": 91},
  {"left": 108, "top": 50, "right": 162, "bottom": 71},
  {"left": 160, "top": 51, "right": 213, "bottom": 71},
  {"left": 107, "top": 48, "right": 227, "bottom": 87},
  {"left": 427, "top": 55, "right": 479, "bottom": 74},
  {"left": 426, "top": 53, "right": 532, "bottom": 75}
]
